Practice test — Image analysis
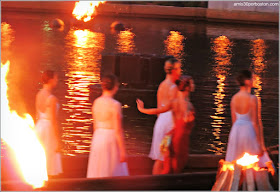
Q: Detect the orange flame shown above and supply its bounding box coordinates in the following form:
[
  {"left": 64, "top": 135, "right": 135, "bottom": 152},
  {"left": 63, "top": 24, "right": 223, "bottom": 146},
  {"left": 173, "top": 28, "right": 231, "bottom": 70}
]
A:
[
  {"left": 236, "top": 153, "right": 259, "bottom": 167},
  {"left": 1, "top": 61, "right": 48, "bottom": 188},
  {"left": 72, "top": 1, "right": 105, "bottom": 22}
]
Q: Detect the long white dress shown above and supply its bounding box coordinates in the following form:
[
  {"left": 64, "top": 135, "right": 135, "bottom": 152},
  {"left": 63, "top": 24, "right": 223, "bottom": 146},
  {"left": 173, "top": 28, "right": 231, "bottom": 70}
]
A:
[
  {"left": 35, "top": 95, "right": 63, "bottom": 176},
  {"left": 225, "top": 108, "right": 271, "bottom": 167},
  {"left": 87, "top": 97, "right": 129, "bottom": 178},
  {"left": 149, "top": 109, "right": 173, "bottom": 161}
]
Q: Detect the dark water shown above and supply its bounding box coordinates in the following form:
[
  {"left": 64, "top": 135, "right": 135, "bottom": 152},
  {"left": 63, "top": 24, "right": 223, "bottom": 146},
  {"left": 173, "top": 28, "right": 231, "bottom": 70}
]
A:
[{"left": 1, "top": 11, "right": 279, "bottom": 157}]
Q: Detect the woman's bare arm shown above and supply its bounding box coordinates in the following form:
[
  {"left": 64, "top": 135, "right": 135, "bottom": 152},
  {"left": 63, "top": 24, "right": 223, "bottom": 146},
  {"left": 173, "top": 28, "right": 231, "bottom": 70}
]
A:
[
  {"left": 136, "top": 99, "right": 172, "bottom": 115},
  {"left": 251, "top": 96, "right": 262, "bottom": 147},
  {"left": 230, "top": 98, "right": 236, "bottom": 125},
  {"left": 49, "top": 96, "right": 61, "bottom": 147},
  {"left": 257, "top": 97, "right": 266, "bottom": 150}
]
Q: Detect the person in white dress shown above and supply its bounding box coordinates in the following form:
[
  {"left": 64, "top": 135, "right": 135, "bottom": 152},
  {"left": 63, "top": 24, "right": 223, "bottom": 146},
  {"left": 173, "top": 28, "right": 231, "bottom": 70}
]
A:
[
  {"left": 149, "top": 58, "right": 181, "bottom": 174},
  {"left": 35, "top": 70, "right": 62, "bottom": 177},
  {"left": 226, "top": 70, "right": 271, "bottom": 167},
  {"left": 87, "top": 74, "right": 129, "bottom": 178}
]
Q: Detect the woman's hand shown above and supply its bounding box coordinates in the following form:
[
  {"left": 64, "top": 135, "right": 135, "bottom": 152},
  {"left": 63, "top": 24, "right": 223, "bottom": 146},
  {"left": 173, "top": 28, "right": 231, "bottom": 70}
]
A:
[{"left": 136, "top": 99, "right": 144, "bottom": 112}]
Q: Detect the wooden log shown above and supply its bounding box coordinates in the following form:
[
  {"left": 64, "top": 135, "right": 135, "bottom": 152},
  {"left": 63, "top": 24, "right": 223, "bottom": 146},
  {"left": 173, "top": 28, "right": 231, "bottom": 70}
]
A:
[
  {"left": 242, "top": 177, "right": 247, "bottom": 191},
  {"left": 255, "top": 169, "right": 273, "bottom": 191},
  {"left": 220, "top": 170, "right": 233, "bottom": 191},
  {"left": 211, "top": 169, "right": 229, "bottom": 191},
  {"left": 245, "top": 168, "right": 255, "bottom": 191},
  {"left": 230, "top": 164, "right": 242, "bottom": 191}
]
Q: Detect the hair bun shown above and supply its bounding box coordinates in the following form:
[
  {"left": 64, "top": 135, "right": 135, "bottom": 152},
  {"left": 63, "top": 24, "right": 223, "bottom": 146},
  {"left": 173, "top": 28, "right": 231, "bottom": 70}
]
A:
[
  {"left": 101, "top": 74, "right": 118, "bottom": 91},
  {"left": 42, "top": 70, "right": 55, "bottom": 84}
]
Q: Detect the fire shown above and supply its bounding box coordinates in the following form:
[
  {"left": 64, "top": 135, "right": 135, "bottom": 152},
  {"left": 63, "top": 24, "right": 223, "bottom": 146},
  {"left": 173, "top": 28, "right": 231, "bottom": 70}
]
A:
[
  {"left": 72, "top": 1, "right": 105, "bottom": 22},
  {"left": 1, "top": 61, "right": 48, "bottom": 188},
  {"left": 236, "top": 153, "right": 259, "bottom": 167}
]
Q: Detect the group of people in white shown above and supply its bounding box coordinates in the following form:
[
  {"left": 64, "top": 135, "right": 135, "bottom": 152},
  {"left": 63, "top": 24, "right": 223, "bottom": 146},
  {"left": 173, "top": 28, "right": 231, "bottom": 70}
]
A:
[{"left": 35, "top": 58, "right": 274, "bottom": 180}]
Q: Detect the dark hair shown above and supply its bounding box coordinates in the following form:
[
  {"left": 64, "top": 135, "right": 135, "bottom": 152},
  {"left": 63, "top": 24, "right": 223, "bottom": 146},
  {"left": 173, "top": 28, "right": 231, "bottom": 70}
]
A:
[
  {"left": 101, "top": 74, "right": 119, "bottom": 91},
  {"left": 236, "top": 70, "right": 252, "bottom": 86},
  {"left": 164, "top": 58, "right": 179, "bottom": 74},
  {"left": 42, "top": 70, "right": 55, "bottom": 84},
  {"left": 175, "top": 75, "right": 192, "bottom": 92}
]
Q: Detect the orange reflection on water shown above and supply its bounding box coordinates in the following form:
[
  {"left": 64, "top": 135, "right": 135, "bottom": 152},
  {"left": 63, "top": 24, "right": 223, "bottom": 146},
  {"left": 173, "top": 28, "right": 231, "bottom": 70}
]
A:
[
  {"left": 209, "top": 36, "right": 233, "bottom": 155},
  {"left": 117, "top": 30, "right": 136, "bottom": 54},
  {"left": 164, "top": 31, "right": 185, "bottom": 60},
  {"left": 62, "top": 28, "right": 105, "bottom": 156},
  {"left": 250, "top": 39, "right": 267, "bottom": 98}
]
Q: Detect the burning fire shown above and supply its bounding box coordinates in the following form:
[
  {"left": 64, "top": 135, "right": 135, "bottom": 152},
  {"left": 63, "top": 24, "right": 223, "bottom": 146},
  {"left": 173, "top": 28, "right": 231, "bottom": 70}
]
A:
[
  {"left": 72, "top": 1, "right": 105, "bottom": 22},
  {"left": 220, "top": 153, "right": 273, "bottom": 173},
  {"left": 1, "top": 61, "right": 48, "bottom": 188},
  {"left": 236, "top": 152, "right": 259, "bottom": 167}
]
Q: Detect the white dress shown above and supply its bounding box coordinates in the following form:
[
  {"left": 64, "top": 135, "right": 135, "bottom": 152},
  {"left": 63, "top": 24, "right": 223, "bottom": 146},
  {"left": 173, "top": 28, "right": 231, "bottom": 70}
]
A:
[
  {"left": 87, "top": 97, "right": 129, "bottom": 178},
  {"left": 225, "top": 108, "right": 272, "bottom": 167},
  {"left": 35, "top": 95, "right": 63, "bottom": 176},
  {"left": 149, "top": 109, "right": 174, "bottom": 161}
]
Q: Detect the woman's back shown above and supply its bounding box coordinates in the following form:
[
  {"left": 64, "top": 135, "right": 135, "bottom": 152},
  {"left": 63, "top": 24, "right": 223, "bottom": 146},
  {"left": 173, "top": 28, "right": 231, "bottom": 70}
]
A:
[
  {"left": 226, "top": 91, "right": 261, "bottom": 162},
  {"left": 231, "top": 91, "right": 254, "bottom": 122},
  {"left": 36, "top": 90, "right": 55, "bottom": 120},
  {"left": 93, "top": 96, "right": 120, "bottom": 129}
]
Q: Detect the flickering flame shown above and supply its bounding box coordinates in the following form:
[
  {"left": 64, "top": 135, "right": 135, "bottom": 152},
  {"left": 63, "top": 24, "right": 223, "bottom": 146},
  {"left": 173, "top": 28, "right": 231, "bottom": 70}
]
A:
[
  {"left": 1, "top": 61, "right": 48, "bottom": 188},
  {"left": 236, "top": 153, "right": 259, "bottom": 167},
  {"left": 221, "top": 160, "right": 234, "bottom": 171},
  {"left": 72, "top": 1, "right": 105, "bottom": 22}
]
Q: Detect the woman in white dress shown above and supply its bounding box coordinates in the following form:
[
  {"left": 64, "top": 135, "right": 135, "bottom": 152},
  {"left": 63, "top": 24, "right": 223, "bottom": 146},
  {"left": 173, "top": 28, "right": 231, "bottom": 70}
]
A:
[
  {"left": 87, "top": 74, "right": 129, "bottom": 178},
  {"left": 225, "top": 70, "right": 270, "bottom": 166},
  {"left": 35, "top": 70, "right": 62, "bottom": 177}
]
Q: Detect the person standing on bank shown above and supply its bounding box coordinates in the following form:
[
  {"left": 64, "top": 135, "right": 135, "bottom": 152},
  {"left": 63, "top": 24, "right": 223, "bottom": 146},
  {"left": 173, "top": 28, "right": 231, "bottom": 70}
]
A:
[
  {"left": 225, "top": 70, "right": 265, "bottom": 162},
  {"left": 87, "top": 74, "right": 129, "bottom": 178},
  {"left": 35, "top": 70, "right": 63, "bottom": 177},
  {"left": 137, "top": 76, "right": 195, "bottom": 174},
  {"left": 148, "top": 58, "right": 182, "bottom": 174}
]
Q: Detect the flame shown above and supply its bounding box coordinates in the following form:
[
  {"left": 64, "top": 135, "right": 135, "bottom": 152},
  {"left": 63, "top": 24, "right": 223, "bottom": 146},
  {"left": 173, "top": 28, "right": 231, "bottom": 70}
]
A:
[
  {"left": 72, "top": 1, "right": 105, "bottom": 22},
  {"left": 1, "top": 61, "right": 48, "bottom": 188},
  {"left": 236, "top": 153, "right": 259, "bottom": 167},
  {"left": 220, "top": 160, "right": 235, "bottom": 171}
]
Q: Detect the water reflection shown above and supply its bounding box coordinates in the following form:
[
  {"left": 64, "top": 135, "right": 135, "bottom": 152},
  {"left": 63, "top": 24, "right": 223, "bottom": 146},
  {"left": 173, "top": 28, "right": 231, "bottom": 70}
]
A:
[
  {"left": 209, "top": 36, "right": 233, "bottom": 155},
  {"left": 250, "top": 39, "right": 267, "bottom": 98},
  {"left": 116, "top": 30, "right": 136, "bottom": 54},
  {"left": 164, "top": 31, "right": 185, "bottom": 60},
  {"left": 62, "top": 28, "right": 105, "bottom": 156}
]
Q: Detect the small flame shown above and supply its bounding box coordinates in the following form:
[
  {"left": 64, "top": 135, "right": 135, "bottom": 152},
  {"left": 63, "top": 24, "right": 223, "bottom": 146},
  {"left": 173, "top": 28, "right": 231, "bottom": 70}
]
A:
[
  {"left": 236, "top": 153, "right": 259, "bottom": 167},
  {"left": 1, "top": 61, "right": 48, "bottom": 188},
  {"left": 72, "top": 1, "right": 105, "bottom": 22}
]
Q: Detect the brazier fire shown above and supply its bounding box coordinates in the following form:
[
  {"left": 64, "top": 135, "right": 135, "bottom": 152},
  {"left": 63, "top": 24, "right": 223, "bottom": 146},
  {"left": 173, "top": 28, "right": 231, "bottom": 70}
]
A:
[{"left": 212, "top": 153, "right": 275, "bottom": 191}]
